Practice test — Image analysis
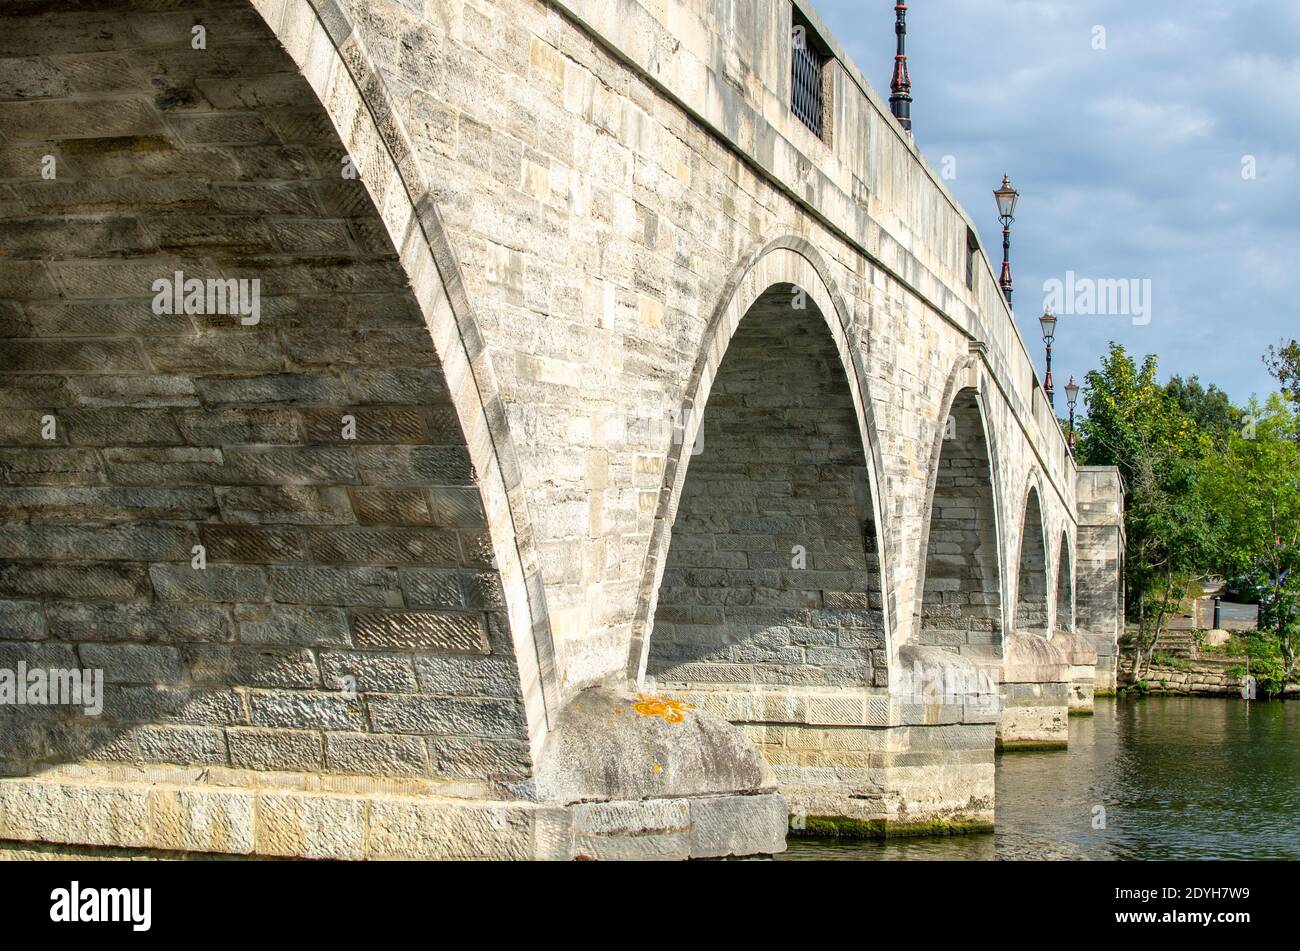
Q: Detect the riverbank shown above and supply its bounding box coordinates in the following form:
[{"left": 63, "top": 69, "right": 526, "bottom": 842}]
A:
[{"left": 1118, "top": 651, "right": 1300, "bottom": 698}]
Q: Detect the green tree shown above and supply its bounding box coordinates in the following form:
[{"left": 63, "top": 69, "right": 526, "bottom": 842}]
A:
[
  {"left": 1077, "top": 343, "right": 1216, "bottom": 678},
  {"left": 1263, "top": 340, "right": 1300, "bottom": 411},
  {"left": 1164, "top": 375, "right": 1239, "bottom": 446},
  {"left": 1199, "top": 395, "right": 1300, "bottom": 688}
]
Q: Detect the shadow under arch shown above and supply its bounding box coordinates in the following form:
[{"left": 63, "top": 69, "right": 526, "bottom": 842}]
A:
[
  {"left": 626, "top": 235, "right": 893, "bottom": 684},
  {"left": 1055, "top": 529, "right": 1075, "bottom": 633},
  {"left": 1012, "top": 477, "right": 1051, "bottom": 637},
  {"left": 911, "top": 355, "right": 1008, "bottom": 661},
  {"left": 0, "top": 0, "right": 557, "bottom": 781}
]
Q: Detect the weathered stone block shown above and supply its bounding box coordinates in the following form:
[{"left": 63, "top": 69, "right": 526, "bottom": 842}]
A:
[
  {"left": 351, "top": 611, "right": 490, "bottom": 653},
  {"left": 246, "top": 690, "right": 365, "bottom": 731},
  {"left": 184, "top": 645, "right": 320, "bottom": 689},
  {"left": 367, "top": 694, "right": 526, "bottom": 738},
  {"left": 102, "top": 686, "right": 245, "bottom": 727},
  {"left": 254, "top": 791, "right": 366, "bottom": 860},
  {"left": 235, "top": 604, "right": 351, "bottom": 647},
  {"left": 134, "top": 725, "right": 229, "bottom": 766},
  {"left": 0, "top": 601, "right": 45, "bottom": 640},
  {"left": 80, "top": 644, "right": 183, "bottom": 684},
  {"left": 227, "top": 727, "right": 323, "bottom": 772},
  {"left": 270, "top": 565, "right": 400, "bottom": 606},
  {"left": 324, "top": 732, "right": 428, "bottom": 776},
  {"left": 0, "top": 562, "right": 150, "bottom": 601},
  {"left": 150, "top": 564, "right": 270, "bottom": 603},
  {"left": 46, "top": 602, "right": 232, "bottom": 643}
]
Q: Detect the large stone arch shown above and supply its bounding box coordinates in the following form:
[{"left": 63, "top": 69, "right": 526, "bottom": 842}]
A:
[
  {"left": 627, "top": 237, "right": 893, "bottom": 685},
  {"left": 1013, "top": 480, "right": 1050, "bottom": 636},
  {"left": 249, "top": 0, "right": 560, "bottom": 730},
  {"left": 0, "top": 0, "right": 558, "bottom": 782},
  {"left": 913, "top": 357, "right": 1005, "bottom": 662}
]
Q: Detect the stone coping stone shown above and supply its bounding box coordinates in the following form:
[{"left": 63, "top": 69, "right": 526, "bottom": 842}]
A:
[
  {"left": 663, "top": 683, "right": 1001, "bottom": 728},
  {"left": 1003, "top": 632, "right": 1070, "bottom": 684},
  {"left": 1050, "top": 631, "right": 1099, "bottom": 666}
]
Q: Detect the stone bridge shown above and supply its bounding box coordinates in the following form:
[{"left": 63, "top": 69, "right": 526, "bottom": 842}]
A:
[{"left": 0, "top": 0, "right": 1124, "bottom": 858}]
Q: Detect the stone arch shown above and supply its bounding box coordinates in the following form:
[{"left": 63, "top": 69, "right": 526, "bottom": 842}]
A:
[
  {"left": 628, "top": 237, "right": 892, "bottom": 685},
  {"left": 914, "top": 359, "right": 1005, "bottom": 662},
  {"left": 0, "top": 0, "right": 556, "bottom": 781},
  {"left": 1055, "top": 530, "right": 1074, "bottom": 634},
  {"left": 1013, "top": 481, "right": 1050, "bottom": 636}
]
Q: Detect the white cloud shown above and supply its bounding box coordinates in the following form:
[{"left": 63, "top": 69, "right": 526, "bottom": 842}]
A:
[{"left": 1083, "top": 96, "right": 1215, "bottom": 144}]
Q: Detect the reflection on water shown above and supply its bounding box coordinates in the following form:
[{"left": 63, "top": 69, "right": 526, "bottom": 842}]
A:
[{"left": 780, "top": 696, "right": 1300, "bottom": 860}]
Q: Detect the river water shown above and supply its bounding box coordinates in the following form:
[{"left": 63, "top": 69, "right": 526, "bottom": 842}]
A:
[{"left": 779, "top": 696, "right": 1300, "bottom": 860}]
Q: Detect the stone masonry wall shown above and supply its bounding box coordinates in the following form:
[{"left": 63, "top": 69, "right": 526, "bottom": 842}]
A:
[
  {"left": 1118, "top": 654, "right": 1248, "bottom": 697},
  {"left": 0, "top": 0, "right": 1090, "bottom": 766},
  {"left": 648, "top": 286, "right": 885, "bottom": 689},
  {"left": 1077, "top": 467, "right": 1125, "bottom": 689},
  {"left": 0, "top": 0, "right": 532, "bottom": 785}
]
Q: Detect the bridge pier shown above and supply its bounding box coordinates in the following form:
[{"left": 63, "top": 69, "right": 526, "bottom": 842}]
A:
[
  {"left": 996, "top": 633, "right": 1070, "bottom": 751},
  {"left": 662, "top": 646, "right": 997, "bottom": 837},
  {"left": 0, "top": 686, "right": 786, "bottom": 860},
  {"left": 1054, "top": 631, "right": 1100, "bottom": 715}
]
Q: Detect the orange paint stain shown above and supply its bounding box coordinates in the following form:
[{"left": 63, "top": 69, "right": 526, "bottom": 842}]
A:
[{"left": 632, "top": 694, "right": 692, "bottom": 724}]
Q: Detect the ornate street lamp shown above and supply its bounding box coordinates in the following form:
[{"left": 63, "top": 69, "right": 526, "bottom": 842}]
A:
[
  {"left": 1065, "top": 375, "right": 1080, "bottom": 451},
  {"left": 994, "top": 173, "right": 1019, "bottom": 305},
  {"left": 1039, "top": 308, "right": 1057, "bottom": 409},
  {"left": 889, "top": 3, "right": 912, "bottom": 133}
]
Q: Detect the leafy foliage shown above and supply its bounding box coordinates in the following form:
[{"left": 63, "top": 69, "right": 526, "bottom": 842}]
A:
[
  {"left": 1198, "top": 395, "right": 1300, "bottom": 685},
  {"left": 1263, "top": 340, "right": 1300, "bottom": 411},
  {"left": 1164, "top": 375, "right": 1239, "bottom": 446},
  {"left": 1076, "top": 344, "right": 1217, "bottom": 678},
  {"left": 1076, "top": 343, "right": 1299, "bottom": 691}
]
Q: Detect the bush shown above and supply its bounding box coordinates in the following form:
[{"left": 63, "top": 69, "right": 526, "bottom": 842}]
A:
[{"left": 1233, "top": 633, "right": 1289, "bottom": 696}]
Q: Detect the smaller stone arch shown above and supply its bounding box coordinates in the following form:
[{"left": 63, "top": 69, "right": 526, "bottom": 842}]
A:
[
  {"left": 913, "top": 355, "right": 1005, "bottom": 662},
  {"left": 1055, "top": 531, "right": 1075, "bottom": 634},
  {"left": 1013, "top": 481, "right": 1050, "bottom": 636},
  {"left": 627, "top": 236, "right": 893, "bottom": 683}
]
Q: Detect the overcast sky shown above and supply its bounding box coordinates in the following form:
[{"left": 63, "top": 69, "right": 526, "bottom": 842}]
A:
[{"left": 813, "top": 0, "right": 1300, "bottom": 406}]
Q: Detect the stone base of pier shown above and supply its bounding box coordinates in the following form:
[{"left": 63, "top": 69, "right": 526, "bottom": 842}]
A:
[
  {"left": 997, "top": 633, "right": 1071, "bottom": 750},
  {"left": 1052, "top": 631, "right": 1100, "bottom": 715},
  {"left": 661, "top": 646, "right": 999, "bottom": 838}
]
